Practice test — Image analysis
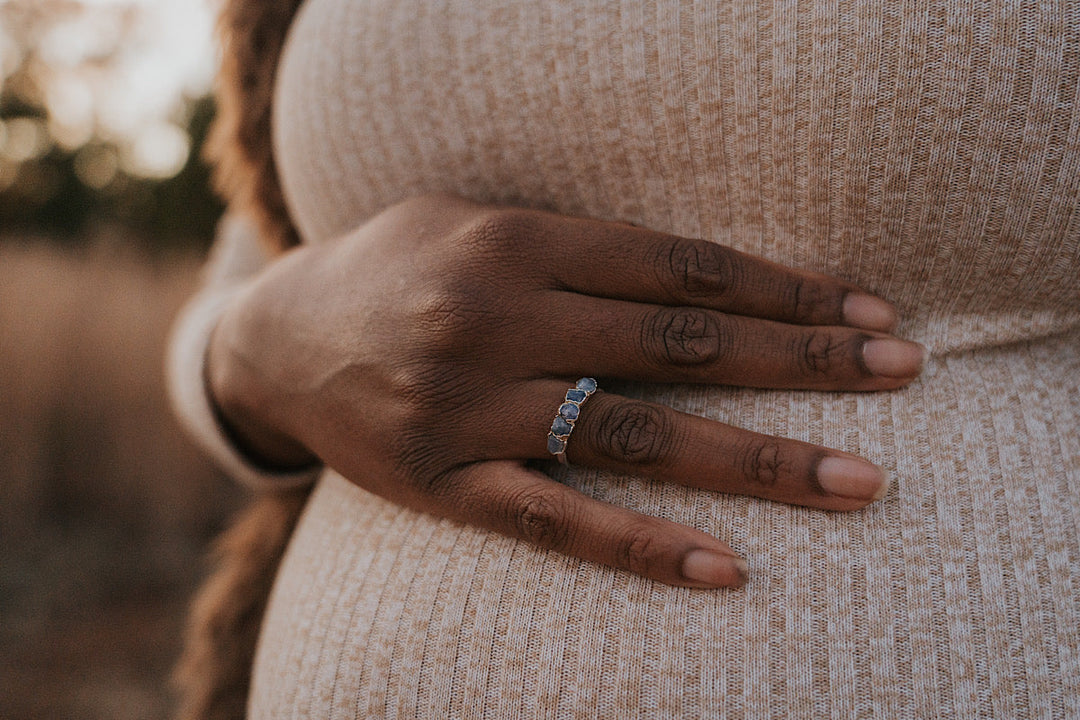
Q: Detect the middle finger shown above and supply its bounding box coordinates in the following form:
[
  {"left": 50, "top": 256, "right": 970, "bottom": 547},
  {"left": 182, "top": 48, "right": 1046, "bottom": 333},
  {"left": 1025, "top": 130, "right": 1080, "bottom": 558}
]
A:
[{"left": 535, "top": 292, "right": 925, "bottom": 390}]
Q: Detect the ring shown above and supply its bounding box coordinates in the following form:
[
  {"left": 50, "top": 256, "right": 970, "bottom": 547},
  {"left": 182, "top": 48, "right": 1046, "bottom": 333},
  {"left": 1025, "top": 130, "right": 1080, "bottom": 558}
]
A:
[{"left": 547, "top": 377, "right": 599, "bottom": 464}]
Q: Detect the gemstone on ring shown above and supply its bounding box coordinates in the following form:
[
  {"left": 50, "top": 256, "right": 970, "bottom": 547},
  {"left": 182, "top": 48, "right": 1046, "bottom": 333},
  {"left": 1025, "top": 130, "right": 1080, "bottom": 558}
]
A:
[
  {"left": 565, "top": 388, "right": 588, "bottom": 403},
  {"left": 551, "top": 416, "right": 573, "bottom": 436},
  {"left": 576, "top": 377, "right": 598, "bottom": 393},
  {"left": 547, "top": 435, "right": 567, "bottom": 454},
  {"left": 548, "top": 378, "right": 599, "bottom": 463}
]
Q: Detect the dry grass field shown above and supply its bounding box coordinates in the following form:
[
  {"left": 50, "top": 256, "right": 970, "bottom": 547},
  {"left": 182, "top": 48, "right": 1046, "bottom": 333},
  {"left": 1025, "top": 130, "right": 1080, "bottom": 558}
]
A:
[{"left": 0, "top": 240, "right": 243, "bottom": 719}]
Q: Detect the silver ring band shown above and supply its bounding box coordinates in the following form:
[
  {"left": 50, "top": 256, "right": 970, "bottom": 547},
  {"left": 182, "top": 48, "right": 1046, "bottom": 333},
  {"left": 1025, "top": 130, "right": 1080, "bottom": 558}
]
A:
[{"left": 547, "top": 377, "right": 598, "bottom": 464}]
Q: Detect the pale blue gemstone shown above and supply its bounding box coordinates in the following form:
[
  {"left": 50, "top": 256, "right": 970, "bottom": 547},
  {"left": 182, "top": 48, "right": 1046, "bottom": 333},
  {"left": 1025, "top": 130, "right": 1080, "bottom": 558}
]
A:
[
  {"left": 576, "top": 377, "right": 597, "bottom": 393},
  {"left": 559, "top": 402, "right": 580, "bottom": 421},
  {"left": 547, "top": 434, "right": 567, "bottom": 454},
  {"left": 552, "top": 417, "right": 573, "bottom": 436},
  {"left": 565, "top": 388, "right": 587, "bottom": 403}
]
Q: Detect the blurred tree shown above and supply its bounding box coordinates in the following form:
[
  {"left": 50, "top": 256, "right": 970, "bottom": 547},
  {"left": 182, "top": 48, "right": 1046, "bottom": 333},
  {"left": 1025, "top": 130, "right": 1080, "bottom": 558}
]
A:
[{"left": 0, "top": 0, "right": 223, "bottom": 253}]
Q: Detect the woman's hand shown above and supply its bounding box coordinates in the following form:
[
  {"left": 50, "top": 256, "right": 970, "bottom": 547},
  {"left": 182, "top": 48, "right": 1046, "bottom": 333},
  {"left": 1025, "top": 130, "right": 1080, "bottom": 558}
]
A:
[{"left": 207, "top": 195, "right": 924, "bottom": 588}]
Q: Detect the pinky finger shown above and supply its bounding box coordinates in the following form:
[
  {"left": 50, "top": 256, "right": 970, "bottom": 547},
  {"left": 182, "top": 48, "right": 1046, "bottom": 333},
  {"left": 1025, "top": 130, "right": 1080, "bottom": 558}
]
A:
[{"left": 437, "top": 460, "right": 748, "bottom": 588}]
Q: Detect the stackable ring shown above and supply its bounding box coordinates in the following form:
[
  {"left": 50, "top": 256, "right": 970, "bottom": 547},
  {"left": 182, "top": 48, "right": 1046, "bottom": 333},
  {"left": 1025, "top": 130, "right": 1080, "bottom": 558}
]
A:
[{"left": 547, "top": 377, "right": 599, "bottom": 464}]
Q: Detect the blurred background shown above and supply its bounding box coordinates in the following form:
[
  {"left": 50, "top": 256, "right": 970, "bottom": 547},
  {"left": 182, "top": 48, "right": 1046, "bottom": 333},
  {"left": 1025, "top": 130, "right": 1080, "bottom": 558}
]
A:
[{"left": 0, "top": 1, "right": 245, "bottom": 717}]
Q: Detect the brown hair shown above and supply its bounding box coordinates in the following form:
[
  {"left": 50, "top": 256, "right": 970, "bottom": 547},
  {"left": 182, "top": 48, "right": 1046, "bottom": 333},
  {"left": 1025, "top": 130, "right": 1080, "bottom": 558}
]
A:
[
  {"left": 203, "top": 0, "right": 305, "bottom": 253},
  {"left": 173, "top": 1, "right": 309, "bottom": 718}
]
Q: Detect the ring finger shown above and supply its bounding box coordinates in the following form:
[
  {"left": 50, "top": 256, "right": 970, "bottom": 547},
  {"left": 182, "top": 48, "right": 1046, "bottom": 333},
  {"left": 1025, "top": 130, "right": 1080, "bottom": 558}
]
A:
[{"left": 489, "top": 380, "right": 891, "bottom": 512}]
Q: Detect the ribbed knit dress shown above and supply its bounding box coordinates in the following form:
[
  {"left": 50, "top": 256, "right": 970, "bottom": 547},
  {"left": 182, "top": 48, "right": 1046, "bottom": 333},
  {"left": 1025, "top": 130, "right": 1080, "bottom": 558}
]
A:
[{"left": 203, "top": 0, "right": 1080, "bottom": 717}]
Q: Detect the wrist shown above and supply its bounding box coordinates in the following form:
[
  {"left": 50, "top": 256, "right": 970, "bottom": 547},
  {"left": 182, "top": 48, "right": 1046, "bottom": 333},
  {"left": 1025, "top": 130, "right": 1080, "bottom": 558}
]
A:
[{"left": 204, "top": 299, "right": 319, "bottom": 472}]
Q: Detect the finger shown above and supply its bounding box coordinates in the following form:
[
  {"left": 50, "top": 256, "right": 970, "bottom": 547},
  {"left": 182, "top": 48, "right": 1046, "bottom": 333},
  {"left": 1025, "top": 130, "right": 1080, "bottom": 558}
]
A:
[
  {"left": 431, "top": 460, "right": 748, "bottom": 588},
  {"left": 543, "top": 214, "right": 897, "bottom": 331},
  {"left": 491, "top": 382, "right": 890, "bottom": 511},
  {"left": 535, "top": 293, "right": 925, "bottom": 390}
]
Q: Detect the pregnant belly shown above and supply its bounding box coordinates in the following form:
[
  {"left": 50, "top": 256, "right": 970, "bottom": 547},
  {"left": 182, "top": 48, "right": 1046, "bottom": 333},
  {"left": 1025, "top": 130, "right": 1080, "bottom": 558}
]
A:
[{"left": 250, "top": 330, "right": 1080, "bottom": 719}]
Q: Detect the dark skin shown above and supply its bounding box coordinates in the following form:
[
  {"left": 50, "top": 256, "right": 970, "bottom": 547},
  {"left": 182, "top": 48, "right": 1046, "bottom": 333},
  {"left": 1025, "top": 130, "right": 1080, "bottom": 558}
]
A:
[{"left": 207, "top": 194, "right": 924, "bottom": 588}]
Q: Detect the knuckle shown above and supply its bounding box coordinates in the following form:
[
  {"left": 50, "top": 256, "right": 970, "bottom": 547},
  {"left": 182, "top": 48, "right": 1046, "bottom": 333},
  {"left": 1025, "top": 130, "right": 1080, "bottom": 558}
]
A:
[
  {"left": 389, "top": 362, "right": 487, "bottom": 446},
  {"left": 390, "top": 393, "right": 472, "bottom": 476},
  {"left": 792, "top": 329, "right": 848, "bottom": 377},
  {"left": 739, "top": 439, "right": 791, "bottom": 488},
  {"left": 589, "top": 401, "right": 676, "bottom": 467},
  {"left": 459, "top": 206, "right": 547, "bottom": 257},
  {"left": 507, "top": 488, "right": 570, "bottom": 550},
  {"left": 617, "top": 525, "right": 661, "bottom": 576},
  {"left": 663, "top": 241, "right": 740, "bottom": 298},
  {"left": 410, "top": 284, "right": 503, "bottom": 358},
  {"left": 416, "top": 290, "right": 485, "bottom": 336},
  {"left": 407, "top": 465, "right": 460, "bottom": 497},
  {"left": 786, "top": 277, "right": 840, "bottom": 324},
  {"left": 643, "top": 308, "right": 724, "bottom": 367}
]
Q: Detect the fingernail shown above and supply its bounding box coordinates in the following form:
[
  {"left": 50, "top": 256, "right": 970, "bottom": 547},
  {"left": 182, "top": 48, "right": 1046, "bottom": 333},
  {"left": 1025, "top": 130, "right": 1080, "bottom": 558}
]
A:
[
  {"left": 817, "top": 456, "right": 891, "bottom": 501},
  {"left": 862, "top": 338, "right": 926, "bottom": 378},
  {"left": 682, "top": 549, "right": 748, "bottom": 587},
  {"left": 843, "top": 293, "right": 898, "bottom": 332}
]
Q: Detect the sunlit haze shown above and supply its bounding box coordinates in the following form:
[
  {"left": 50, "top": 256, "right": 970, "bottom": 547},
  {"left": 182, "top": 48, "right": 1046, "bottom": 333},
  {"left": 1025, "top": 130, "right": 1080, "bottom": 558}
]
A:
[{"left": 0, "top": 0, "right": 217, "bottom": 180}]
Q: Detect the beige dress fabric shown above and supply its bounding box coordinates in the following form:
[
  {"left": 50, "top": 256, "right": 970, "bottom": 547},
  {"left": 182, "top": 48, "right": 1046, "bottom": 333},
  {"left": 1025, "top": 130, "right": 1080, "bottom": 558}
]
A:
[{"left": 245, "top": 0, "right": 1080, "bottom": 716}]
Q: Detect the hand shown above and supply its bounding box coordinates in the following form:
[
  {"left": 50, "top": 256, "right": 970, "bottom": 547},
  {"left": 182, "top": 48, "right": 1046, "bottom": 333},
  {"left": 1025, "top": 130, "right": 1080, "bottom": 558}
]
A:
[{"left": 207, "top": 195, "right": 924, "bottom": 588}]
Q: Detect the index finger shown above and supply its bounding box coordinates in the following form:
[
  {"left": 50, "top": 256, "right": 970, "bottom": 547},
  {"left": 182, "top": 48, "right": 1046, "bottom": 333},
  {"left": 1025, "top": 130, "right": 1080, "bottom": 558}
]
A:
[{"left": 542, "top": 214, "right": 898, "bottom": 332}]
